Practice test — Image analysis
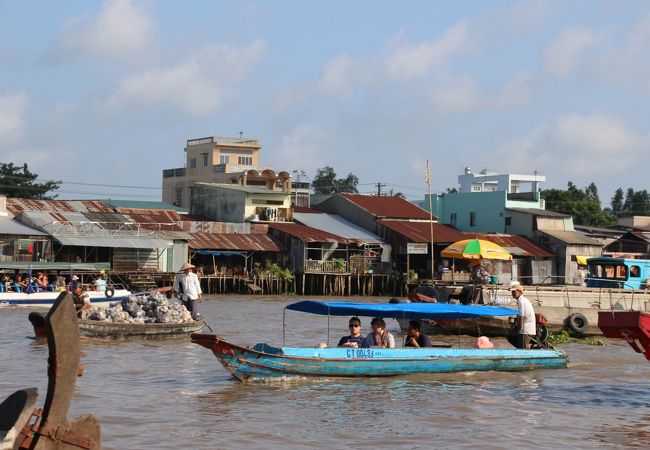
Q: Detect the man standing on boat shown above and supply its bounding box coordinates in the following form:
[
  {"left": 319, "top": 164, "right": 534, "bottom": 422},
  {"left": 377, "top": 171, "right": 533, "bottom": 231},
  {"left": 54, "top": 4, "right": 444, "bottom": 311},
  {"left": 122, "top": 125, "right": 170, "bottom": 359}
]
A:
[
  {"left": 511, "top": 284, "right": 535, "bottom": 349},
  {"left": 173, "top": 262, "right": 203, "bottom": 321}
]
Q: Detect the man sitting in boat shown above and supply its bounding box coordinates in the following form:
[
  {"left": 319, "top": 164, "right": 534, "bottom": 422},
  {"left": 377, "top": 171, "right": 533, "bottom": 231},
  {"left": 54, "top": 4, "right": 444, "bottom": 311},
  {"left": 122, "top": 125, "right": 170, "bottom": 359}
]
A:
[
  {"left": 404, "top": 321, "right": 431, "bottom": 348},
  {"left": 366, "top": 317, "right": 395, "bottom": 348},
  {"left": 94, "top": 271, "right": 107, "bottom": 291},
  {"left": 338, "top": 317, "right": 370, "bottom": 348},
  {"left": 72, "top": 282, "right": 91, "bottom": 318},
  {"left": 470, "top": 260, "right": 491, "bottom": 285}
]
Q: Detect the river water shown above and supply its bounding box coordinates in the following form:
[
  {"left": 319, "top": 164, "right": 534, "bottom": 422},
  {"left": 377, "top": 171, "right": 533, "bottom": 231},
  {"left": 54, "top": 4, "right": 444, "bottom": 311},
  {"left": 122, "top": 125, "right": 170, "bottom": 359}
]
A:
[{"left": 1, "top": 295, "right": 649, "bottom": 449}]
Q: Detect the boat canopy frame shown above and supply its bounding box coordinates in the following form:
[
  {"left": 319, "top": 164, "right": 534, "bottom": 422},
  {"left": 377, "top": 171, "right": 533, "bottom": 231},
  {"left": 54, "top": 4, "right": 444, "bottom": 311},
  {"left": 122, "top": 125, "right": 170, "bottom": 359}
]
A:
[{"left": 282, "top": 300, "right": 520, "bottom": 347}]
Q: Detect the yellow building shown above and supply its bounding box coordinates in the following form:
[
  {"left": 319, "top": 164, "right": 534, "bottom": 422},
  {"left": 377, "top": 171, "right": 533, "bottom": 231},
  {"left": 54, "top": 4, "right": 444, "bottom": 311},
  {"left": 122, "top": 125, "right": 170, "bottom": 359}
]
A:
[{"left": 162, "top": 136, "right": 292, "bottom": 210}]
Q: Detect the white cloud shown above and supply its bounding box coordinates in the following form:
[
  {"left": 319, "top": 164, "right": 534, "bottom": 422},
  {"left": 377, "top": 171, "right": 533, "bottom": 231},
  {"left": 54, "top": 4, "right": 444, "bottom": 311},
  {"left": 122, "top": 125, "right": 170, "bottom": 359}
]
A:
[
  {"left": 429, "top": 71, "right": 535, "bottom": 113},
  {"left": 491, "top": 114, "right": 648, "bottom": 179},
  {"left": 273, "top": 124, "right": 330, "bottom": 172},
  {"left": 386, "top": 22, "right": 469, "bottom": 81},
  {"left": 0, "top": 91, "right": 27, "bottom": 142},
  {"left": 105, "top": 41, "right": 266, "bottom": 117},
  {"left": 319, "top": 54, "right": 354, "bottom": 96},
  {"left": 544, "top": 26, "right": 601, "bottom": 77},
  {"left": 48, "top": 0, "right": 155, "bottom": 64}
]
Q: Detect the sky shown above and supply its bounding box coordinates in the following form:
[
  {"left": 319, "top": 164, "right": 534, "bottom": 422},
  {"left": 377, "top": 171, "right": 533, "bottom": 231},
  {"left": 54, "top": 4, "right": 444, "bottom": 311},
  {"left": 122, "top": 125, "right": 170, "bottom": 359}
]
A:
[{"left": 1, "top": 0, "right": 649, "bottom": 205}]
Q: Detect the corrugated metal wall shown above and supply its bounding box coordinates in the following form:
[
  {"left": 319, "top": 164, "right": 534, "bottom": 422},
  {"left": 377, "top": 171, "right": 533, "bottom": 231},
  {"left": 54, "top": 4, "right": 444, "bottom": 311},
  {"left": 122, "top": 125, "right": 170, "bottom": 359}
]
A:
[{"left": 113, "top": 248, "right": 161, "bottom": 271}]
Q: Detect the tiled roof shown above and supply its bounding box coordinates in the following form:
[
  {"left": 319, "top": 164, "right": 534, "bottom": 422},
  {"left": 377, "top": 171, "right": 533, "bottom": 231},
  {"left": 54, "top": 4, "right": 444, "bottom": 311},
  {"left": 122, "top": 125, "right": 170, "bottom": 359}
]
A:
[
  {"left": 269, "top": 222, "right": 350, "bottom": 244},
  {"left": 188, "top": 233, "right": 284, "bottom": 251},
  {"left": 339, "top": 194, "right": 433, "bottom": 220},
  {"left": 377, "top": 220, "right": 466, "bottom": 243},
  {"left": 464, "top": 233, "right": 555, "bottom": 257},
  {"left": 6, "top": 198, "right": 112, "bottom": 217}
]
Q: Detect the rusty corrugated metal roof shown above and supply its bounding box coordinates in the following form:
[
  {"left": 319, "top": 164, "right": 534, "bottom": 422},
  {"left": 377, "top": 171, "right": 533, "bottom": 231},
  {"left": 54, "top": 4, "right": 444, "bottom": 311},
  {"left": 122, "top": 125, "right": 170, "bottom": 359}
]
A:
[
  {"left": 188, "top": 233, "right": 284, "bottom": 251},
  {"left": 114, "top": 208, "right": 182, "bottom": 221},
  {"left": 339, "top": 194, "right": 434, "bottom": 220},
  {"left": 269, "top": 222, "right": 351, "bottom": 244},
  {"left": 377, "top": 220, "right": 466, "bottom": 243},
  {"left": 464, "top": 233, "right": 555, "bottom": 257},
  {"left": 6, "top": 198, "right": 112, "bottom": 217}
]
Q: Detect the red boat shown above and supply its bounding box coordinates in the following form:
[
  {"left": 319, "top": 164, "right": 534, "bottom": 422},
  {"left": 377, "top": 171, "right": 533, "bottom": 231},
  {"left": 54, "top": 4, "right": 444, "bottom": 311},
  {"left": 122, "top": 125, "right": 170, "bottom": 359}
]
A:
[{"left": 598, "top": 310, "right": 650, "bottom": 361}]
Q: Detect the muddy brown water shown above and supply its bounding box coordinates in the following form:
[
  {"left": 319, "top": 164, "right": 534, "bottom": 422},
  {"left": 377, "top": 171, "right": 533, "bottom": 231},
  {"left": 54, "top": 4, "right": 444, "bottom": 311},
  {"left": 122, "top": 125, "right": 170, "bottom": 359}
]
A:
[{"left": 1, "top": 295, "right": 649, "bottom": 449}]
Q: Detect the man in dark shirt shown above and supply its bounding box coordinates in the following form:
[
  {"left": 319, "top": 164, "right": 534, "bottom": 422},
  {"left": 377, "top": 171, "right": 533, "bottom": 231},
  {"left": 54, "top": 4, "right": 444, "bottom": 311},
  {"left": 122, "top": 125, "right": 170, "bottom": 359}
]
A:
[
  {"left": 405, "top": 320, "right": 431, "bottom": 348},
  {"left": 338, "top": 317, "right": 370, "bottom": 348}
]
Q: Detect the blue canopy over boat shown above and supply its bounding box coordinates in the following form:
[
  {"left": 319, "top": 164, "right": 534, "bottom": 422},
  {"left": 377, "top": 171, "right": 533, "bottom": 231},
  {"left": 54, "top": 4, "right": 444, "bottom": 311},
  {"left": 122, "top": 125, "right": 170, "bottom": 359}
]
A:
[{"left": 285, "top": 301, "right": 519, "bottom": 319}]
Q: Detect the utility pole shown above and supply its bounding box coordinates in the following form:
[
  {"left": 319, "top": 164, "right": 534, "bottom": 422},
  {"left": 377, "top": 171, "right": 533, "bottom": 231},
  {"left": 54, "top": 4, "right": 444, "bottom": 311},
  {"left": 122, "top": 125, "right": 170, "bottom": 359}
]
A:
[
  {"left": 375, "top": 182, "right": 386, "bottom": 196},
  {"left": 426, "top": 160, "right": 434, "bottom": 283}
]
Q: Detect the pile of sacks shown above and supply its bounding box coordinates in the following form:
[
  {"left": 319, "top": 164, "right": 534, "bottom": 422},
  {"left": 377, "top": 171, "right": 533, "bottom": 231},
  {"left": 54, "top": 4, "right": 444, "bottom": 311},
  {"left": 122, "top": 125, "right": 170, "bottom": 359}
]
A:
[{"left": 86, "top": 294, "right": 193, "bottom": 324}]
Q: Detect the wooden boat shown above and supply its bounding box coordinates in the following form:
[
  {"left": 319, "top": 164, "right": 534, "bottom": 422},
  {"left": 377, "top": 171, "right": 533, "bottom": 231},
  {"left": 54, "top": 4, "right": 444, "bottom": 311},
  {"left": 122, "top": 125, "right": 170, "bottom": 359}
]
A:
[
  {"left": 598, "top": 310, "right": 650, "bottom": 361},
  {"left": 0, "top": 262, "right": 131, "bottom": 308},
  {"left": 77, "top": 319, "right": 204, "bottom": 339},
  {"left": 29, "top": 312, "right": 203, "bottom": 339},
  {"left": 191, "top": 301, "right": 567, "bottom": 382},
  {"left": 0, "top": 291, "right": 101, "bottom": 449},
  {"left": 403, "top": 281, "right": 650, "bottom": 336}
]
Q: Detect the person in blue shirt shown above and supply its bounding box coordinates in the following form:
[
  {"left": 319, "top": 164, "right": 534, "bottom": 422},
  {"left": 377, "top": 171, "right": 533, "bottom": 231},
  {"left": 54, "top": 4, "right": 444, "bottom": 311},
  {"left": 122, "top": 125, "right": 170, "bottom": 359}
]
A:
[{"left": 337, "top": 317, "right": 370, "bottom": 348}]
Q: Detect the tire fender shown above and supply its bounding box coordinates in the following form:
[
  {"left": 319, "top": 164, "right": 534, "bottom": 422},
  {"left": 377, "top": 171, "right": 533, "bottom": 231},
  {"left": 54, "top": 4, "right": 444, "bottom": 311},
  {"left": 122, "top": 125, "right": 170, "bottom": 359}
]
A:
[
  {"left": 105, "top": 287, "right": 115, "bottom": 298},
  {"left": 567, "top": 313, "right": 588, "bottom": 334}
]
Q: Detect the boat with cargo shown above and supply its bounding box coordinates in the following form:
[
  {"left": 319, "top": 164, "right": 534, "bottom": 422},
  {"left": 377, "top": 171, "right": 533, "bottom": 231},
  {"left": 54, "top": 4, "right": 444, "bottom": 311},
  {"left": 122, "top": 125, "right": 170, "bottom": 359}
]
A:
[
  {"left": 0, "top": 262, "right": 130, "bottom": 308},
  {"left": 191, "top": 301, "right": 567, "bottom": 382},
  {"left": 401, "top": 257, "right": 650, "bottom": 337}
]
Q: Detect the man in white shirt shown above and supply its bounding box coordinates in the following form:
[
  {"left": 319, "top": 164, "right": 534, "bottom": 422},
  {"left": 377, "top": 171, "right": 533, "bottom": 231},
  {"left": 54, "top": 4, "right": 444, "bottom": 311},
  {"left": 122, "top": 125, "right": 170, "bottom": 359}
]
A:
[
  {"left": 511, "top": 283, "right": 536, "bottom": 349},
  {"left": 173, "top": 262, "right": 203, "bottom": 320}
]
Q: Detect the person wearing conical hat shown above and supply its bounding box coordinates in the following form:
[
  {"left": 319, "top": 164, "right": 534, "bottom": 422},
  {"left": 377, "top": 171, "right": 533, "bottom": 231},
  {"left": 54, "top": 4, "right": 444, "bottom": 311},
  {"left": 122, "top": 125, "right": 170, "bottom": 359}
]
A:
[
  {"left": 173, "top": 262, "right": 203, "bottom": 320},
  {"left": 511, "top": 283, "right": 535, "bottom": 349}
]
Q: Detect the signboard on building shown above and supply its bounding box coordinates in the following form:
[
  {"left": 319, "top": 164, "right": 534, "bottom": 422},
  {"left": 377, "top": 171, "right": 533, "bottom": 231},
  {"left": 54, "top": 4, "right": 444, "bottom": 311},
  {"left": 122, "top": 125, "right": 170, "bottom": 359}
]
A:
[{"left": 407, "top": 243, "right": 429, "bottom": 254}]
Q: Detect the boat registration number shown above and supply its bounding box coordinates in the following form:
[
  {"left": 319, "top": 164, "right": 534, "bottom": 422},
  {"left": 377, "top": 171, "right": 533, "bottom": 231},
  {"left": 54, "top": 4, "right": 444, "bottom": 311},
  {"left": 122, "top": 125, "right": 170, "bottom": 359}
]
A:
[{"left": 346, "top": 349, "right": 381, "bottom": 358}]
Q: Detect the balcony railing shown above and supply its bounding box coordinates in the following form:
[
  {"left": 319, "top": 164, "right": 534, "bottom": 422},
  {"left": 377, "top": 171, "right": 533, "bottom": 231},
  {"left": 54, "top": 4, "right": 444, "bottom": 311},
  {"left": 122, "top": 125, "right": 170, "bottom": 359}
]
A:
[{"left": 305, "top": 260, "right": 348, "bottom": 273}]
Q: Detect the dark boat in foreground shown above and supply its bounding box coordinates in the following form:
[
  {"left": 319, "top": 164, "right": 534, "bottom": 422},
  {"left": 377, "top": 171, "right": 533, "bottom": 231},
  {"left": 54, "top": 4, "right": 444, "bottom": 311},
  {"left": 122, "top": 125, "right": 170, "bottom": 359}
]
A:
[{"left": 192, "top": 301, "right": 567, "bottom": 382}]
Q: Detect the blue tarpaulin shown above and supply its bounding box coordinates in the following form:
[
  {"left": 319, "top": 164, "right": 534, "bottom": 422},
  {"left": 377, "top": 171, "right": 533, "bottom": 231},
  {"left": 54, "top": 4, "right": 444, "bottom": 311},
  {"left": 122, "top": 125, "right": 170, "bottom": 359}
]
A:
[{"left": 285, "top": 301, "right": 519, "bottom": 319}]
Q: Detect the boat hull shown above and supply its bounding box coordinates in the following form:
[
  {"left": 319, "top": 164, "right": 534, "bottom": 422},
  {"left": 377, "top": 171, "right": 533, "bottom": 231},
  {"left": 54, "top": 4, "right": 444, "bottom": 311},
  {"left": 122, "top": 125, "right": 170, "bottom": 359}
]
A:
[
  {"left": 598, "top": 310, "right": 650, "bottom": 361},
  {"left": 191, "top": 334, "right": 567, "bottom": 382},
  {"left": 0, "top": 290, "right": 130, "bottom": 308},
  {"left": 77, "top": 319, "right": 204, "bottom": 339}
]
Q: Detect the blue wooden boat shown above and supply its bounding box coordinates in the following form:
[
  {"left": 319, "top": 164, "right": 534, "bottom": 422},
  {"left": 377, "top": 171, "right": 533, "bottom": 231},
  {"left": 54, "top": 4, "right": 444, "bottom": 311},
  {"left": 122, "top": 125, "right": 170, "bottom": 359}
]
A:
[{"left": 191, "top": 301, "right": 568, "bottom": 381}]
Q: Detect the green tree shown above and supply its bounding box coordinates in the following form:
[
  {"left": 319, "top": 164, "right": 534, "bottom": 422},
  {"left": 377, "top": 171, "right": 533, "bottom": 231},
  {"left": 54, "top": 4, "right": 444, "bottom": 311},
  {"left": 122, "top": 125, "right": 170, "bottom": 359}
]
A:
[
  {"left": 312, "top": 166, "right": 359, "bottom": 194},
  {"left": 610, "top": 188, "right": 624, "bottom": 217},
  {"left": 621, "top": 188, "right": 650, "bottom": 217},
  {"left": 0, "top": 163, "right": 61, "bottom": 199},
  {"left": 542, "top": 181, "right": 615, "bottom": 227}
]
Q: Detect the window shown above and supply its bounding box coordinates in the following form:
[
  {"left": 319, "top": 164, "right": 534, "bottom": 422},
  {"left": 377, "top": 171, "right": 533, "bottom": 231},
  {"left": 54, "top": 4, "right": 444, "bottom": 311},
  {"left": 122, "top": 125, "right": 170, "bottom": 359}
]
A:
[
  {"left": 202, "top": 153, "right": 209, "bottom": 166},
  {"left": 238, "top": 156, "right": 253, "bottom": 165},
  {"left": 189, "top": 158, "right": 196, "bottom": 169},
  {"left": 450, "top": 213, "right": 457, "bottom": 227},
  {"left": 630, "top": 265, "right": 641, "bottom": 278},
  {"left": 469, "top": 212, "right": 476, "bottom": 227},
  {"left": 220, "top": 155, "right": 230, "bottom": 164},
  {"left": 505, "top": 217, "right": 512, "bottom": 226},
  {"left": 175, "top": 188, "right": 183, "bottom": 204}
]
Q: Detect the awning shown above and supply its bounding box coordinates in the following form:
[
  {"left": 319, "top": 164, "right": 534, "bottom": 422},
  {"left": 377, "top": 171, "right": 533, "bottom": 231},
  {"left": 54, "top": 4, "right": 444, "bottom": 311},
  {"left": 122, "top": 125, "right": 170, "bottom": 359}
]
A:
[
  {"left": 285, "top": 301, "right": 519, "bottom": 319},
  {"left": 576, "top": 255, "right": 590, "bottom": 265},
  {"left": 54, "top": 236, "right": 172, "bottom": 249}
]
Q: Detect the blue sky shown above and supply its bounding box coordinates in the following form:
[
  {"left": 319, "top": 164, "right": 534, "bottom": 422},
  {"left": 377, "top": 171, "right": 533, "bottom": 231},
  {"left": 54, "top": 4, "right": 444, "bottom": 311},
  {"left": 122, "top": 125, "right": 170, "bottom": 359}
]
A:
[{"left": 1, "top": 0, "right": 649, "bottom": 204}]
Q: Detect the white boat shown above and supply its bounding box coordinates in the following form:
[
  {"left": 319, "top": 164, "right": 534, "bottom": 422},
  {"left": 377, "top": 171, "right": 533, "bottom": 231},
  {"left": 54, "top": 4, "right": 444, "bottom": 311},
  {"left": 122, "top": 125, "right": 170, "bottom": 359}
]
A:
[{"left": 0, "top": 262, "right": 130, "bottom": 308}]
